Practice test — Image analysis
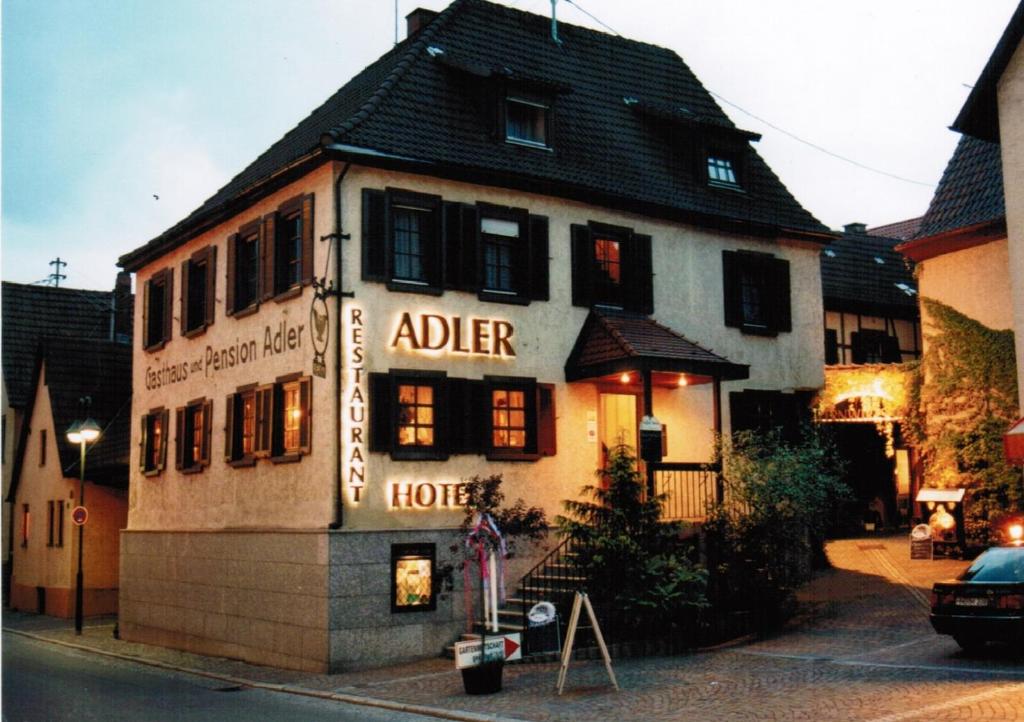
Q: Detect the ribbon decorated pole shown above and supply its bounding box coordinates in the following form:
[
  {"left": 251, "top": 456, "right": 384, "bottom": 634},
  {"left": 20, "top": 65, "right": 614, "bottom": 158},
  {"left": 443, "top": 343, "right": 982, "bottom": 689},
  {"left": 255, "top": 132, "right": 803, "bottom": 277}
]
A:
[{"left": 463, "top": 513, "right": 508, "bottom": 639}]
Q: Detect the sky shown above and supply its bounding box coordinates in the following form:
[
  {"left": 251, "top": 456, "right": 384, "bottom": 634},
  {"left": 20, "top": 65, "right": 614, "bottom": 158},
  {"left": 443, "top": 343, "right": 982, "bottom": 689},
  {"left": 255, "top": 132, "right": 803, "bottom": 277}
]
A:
[{"left": 2, "top": 0, "right": 1019, "bottom": 291}]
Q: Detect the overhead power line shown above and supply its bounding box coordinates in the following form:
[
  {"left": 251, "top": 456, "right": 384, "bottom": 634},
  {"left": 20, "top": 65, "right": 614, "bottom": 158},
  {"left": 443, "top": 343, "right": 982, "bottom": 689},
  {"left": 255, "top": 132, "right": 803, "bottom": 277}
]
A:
[{"left": 559, "top": 0, "right": 936, "bottom": 189}]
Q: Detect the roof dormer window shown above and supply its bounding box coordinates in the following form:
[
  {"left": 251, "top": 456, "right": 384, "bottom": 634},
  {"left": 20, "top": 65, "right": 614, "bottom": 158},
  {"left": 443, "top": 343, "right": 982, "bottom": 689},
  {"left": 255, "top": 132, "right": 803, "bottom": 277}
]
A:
[
  {"left": 707, "top": 154, "right": 740, "bottom": 189},
  {"left": 505, "top": 94, "right": 549, "bottom": 148}
]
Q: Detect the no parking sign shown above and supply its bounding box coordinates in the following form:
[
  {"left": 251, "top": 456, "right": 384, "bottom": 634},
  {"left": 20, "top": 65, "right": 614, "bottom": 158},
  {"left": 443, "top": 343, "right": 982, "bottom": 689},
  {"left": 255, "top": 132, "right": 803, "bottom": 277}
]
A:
[{"left": 71, "top": 506, "right": 88, "bottom": 526}]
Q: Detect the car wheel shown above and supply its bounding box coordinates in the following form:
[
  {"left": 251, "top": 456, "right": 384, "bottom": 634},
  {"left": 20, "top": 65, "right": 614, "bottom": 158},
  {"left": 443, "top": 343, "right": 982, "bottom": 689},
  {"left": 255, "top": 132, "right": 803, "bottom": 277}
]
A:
[{"left": 954, "top": 635, "right": 986, "bottom": 652}]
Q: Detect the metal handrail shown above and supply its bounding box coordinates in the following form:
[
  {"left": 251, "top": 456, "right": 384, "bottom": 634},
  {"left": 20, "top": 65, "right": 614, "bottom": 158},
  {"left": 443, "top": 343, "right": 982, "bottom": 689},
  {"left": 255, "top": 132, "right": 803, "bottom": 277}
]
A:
[{"left": 517, "top": 535, "right": 581, "bottom": 654}]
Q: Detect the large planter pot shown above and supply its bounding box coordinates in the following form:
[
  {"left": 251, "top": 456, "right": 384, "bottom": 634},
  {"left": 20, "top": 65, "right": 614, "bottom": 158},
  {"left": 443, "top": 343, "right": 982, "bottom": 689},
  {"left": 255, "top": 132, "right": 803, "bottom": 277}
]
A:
[{"left": 461, "top": 661, "right": 504, "bottom": 695}]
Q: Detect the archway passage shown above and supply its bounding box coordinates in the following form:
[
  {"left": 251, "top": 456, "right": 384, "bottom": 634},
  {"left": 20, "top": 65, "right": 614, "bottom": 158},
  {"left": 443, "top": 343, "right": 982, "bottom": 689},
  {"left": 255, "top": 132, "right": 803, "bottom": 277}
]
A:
[{"left": 828, "top": 423, "right": 896, "bottom": 535}]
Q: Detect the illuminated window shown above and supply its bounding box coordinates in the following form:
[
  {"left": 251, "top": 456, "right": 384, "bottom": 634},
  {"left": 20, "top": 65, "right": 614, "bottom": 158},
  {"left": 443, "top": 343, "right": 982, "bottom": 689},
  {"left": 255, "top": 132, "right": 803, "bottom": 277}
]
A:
[
  {"left": 141, "top": 408, "right": 169, "bottom": 475},
  {"left": 570, "top": 222, "right": 652, "bottom": 313},
  {"left": 593, "top": 237, "right": 623, "bottom": 306},
  {"left": 226, "top": 386, "right": 263, "bottom": 465},
  {"left": 175, "top": 399, "right": 211, "bottom": 472},
  {"left": 492, "top": 389, "right": 527, "bottom": 449},
  {"left": 397, "top": 384, "right": 434, "bottom": 447},
  {"left": 391, "top": 544, "right": 436, "bottom": 613},
  {"left": 282, "top": 381, "right": 302, "bottom": 452},
  {"left": 241, "top": 391, "right": 256, "bottom": 456}
]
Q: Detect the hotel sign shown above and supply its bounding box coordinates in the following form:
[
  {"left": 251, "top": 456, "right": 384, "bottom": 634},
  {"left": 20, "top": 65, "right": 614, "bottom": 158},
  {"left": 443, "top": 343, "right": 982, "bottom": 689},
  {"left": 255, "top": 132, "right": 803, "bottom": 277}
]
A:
[{"left": 390, "top": 312, "right": 515, "bottom": 357}]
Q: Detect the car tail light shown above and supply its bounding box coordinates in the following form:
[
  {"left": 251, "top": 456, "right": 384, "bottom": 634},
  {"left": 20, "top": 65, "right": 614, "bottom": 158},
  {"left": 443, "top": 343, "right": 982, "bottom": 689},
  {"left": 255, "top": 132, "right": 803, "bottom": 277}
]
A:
[
  {"left": 931, "top": 590, "right": 954, "bottom": 608},
  {"left": 997, "top": 594, "right": 1024, "bottom": 610}
]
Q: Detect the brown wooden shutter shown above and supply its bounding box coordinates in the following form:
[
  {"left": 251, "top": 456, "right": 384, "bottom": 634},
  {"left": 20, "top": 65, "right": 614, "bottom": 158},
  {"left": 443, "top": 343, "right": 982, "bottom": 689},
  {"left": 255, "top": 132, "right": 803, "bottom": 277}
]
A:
[
  {"left": 224, "top": 393, "right": 236, "bottom": 461},
  {"left": 162, "top": 269, "right": 174, "bottom": 343},
  {"left": 460, "top": 204, "right": 479, "bottom": 292},
  {"left": 261, "top": 213, "right": 277, "bottom": 300},
  {"left": 528, "top": 215, "right": 549, "bottom": 301},
  {"left": 225, "top": 234, "right": 238, "bottom": 315},
  {"left": 469, "top": 380, "right": 489, "bottom": 455},
  {"left": 369, "top": 373, "right": 392, "bottom": 452},
  {"left": 443, "top": 201, "right": 462, "bottom": 289},
  {"left": 179, "top": 260, "right": 190, "bottom": 334},
  {"left": 447, "top": 378, "right": 471, "bottom": 454},
  {"left": 298, "top": 376, "right": 312, "bottom": 454},
  {"left": 205, "top": 246, "right": 217, "bottom": 326},
  {"left": 201, "top": 399, "right": 213, "bottom": 466},
  {"left": 510, "top": 207, "right": 531, "bottom": 298},
  {"left": 361, "top": 189, "right": 387, "bottom": 282},
  {"left": 570, "top": 224, "right": 593, "bottom": 307},
  {"left": 537, "top": 384, "right": 557, "bottom": 456},
  {"left": 771, "top": 257, "right": 791, "bottom": 333},
  {"left": 138, "top": 416, "right": 148, "bottom": 471},
  {"left": 630, "top": 233, "right": 654, "bottom": 314},
  {"left": 254, "top": 385, "right": 273, "bottom": 457},
  {"left": 722, "top": 251, "right": 742, "bottom": 329},
  {"left": 174, "top": 407, "right": 185, "bottom": 470},
  {"left": 142, "top": 278, "right": 151, "bottom": 349},
  {"left": 435, "top": 377, "right": 451, "bottom": 459},
  {"left": 300, "top": 194, "right": 315, "bottom": 285},
  {"left": 158, "top": 409, "right": 170, "bottom": 470}
]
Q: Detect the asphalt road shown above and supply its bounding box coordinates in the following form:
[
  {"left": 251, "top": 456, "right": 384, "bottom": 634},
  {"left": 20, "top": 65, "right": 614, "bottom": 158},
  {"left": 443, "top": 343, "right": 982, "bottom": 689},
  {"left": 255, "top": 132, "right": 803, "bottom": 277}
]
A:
[{"left": 1, "top": 633, "right": 436, "bottom": 722}]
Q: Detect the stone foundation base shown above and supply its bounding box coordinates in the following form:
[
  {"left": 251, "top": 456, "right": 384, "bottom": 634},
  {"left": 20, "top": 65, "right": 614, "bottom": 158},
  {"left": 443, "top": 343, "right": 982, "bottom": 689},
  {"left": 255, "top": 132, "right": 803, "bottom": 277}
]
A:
[{"left": 10, "top": 582, "right": 118, "bottom": 618}]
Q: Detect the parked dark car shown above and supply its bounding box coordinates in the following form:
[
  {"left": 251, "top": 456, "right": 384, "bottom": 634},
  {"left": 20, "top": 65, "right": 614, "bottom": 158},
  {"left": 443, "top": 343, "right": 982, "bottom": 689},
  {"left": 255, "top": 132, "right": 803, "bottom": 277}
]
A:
[{"left": 930, "top": 541, "right": 1024, "bottom": 651}]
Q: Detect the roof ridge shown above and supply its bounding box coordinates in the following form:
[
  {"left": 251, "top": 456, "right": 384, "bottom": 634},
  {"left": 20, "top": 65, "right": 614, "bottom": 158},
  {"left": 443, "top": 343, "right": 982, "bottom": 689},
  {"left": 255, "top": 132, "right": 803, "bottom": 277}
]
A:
[{"left": 321, "top": 0, "right": 468, "bottom": 144}]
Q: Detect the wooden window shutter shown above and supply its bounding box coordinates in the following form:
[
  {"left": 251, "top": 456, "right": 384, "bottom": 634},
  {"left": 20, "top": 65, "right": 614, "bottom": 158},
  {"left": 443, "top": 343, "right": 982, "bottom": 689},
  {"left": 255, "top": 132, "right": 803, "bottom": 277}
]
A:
[
  {"left": 298, "top": 376, "right": 312, "bottom": 454},
  {"left": 162, "top": 269, "right": 174, "bottom": 343},
  {"left": 435, "top": 378, "right": 451, "bottom": 458},
  {"left": 771, "top": 257, "right": 791, "bottom": 333},
  {"left": 261, "top": 213, "right": 277, "bottom": 300},
  {"left": 225, "top": 234, "right": 238, "bottom": 315},
  {"left": 201, "top": 399, "right": 213, "bottom": 466},
  {"left": 142, "top": 278, "right": 151, "bottom": 349},
  {"left": 224, "top": 393, "right": 236, "bottom": 461},
  {"left": 528, "top": 215, "right": 550, "bottom": 301},
  {"left": 460, "top": 204, "right": 479, "bottom": 292},
  {"left": 204, "top": 246, "right": 217, "bottom": 326},
  {"left": 158, "top": 409, "right": 170, "bottom": 470},
  {"left": 179, "top": 260, "right": 191, "bottom": 335},
  {"left": 537, "top": 383, "right": 557, "bottom": 456},
  {"left": 174, "top": 407, "right": 185, "bottom": 470},
  {"left": 443, "top": 201, "right": 463, "bottom": 289},
  {"left": 523, "top": 379, "right": 539, "bottom": 455},
  {"left": 369, "top": 373, "right": 392, "bottom": 452},
  {"left": 570, "top": 224, "right": 593, "bottom": 307},
  {"left": 254, "top": 384, "right": 273, "bottom": 457},
  {"left": 300, "top": 194, "right": 315, "bottom": 285},
  {"left": 447, "top": 378, "right": 477, "bottom": 454},
  {"left": 361, "top": 189, "right": 387, "bottom": 282},
  {"left": 631, "top": 233, "right": 654, "bottom": 314},
  {"left": 138, "top": 415, "right": 149, "bottom": 472},
  {"left": 469, "top": 381, "right": 489, "bottom": 454},
  {"left": 509, "top": 207, "right": 531, "bottom": 298},
  {"left": 722, "top": 251, "right": 742, "bottom": 329}
]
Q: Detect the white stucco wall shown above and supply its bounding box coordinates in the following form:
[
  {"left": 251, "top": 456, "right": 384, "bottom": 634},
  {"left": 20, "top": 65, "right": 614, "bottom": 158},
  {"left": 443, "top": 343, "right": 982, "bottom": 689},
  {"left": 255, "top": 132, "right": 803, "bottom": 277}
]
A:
[
  {"left": 997, "top": 40, "right": 1024, "bottom": 412},
  {"left": 916, "top": 238, "right": 1014, "bottom": 333}
]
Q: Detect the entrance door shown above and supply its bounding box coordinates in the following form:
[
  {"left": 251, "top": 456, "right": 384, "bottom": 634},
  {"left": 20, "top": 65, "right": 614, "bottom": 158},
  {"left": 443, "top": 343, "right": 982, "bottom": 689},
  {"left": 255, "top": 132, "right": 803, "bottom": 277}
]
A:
[{"left": 599, "top": 393, "right": 638, "bottom": 470}]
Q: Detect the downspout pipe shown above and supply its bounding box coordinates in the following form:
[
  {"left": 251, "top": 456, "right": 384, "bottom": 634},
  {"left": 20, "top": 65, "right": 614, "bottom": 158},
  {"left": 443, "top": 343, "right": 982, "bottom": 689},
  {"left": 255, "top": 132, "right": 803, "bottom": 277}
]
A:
[{"left": 329, "top": 162, "right": 352, "bottom": 529}]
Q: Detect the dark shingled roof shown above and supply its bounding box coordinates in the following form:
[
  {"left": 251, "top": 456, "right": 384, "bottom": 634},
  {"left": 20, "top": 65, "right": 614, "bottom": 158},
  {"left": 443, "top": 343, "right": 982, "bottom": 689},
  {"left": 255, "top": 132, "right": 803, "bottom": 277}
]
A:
[
  {"left": 120, "top": 0, "right": 829, "bottom": 271},
  {"left": 868, "top": 217, "right": 922, "bottom": 242},
  {"left": 40, "top": 339, "right": 132, "bottom": 484},
  {"left": 820, "top": 230, "right": 918, "bottom": 319},
  {"left": 2, "top": 282, "right": 130, "bottom": 409},
  {"left": 953, "top": 2, "right": 1024, "bottom": 142},
  {"left": 565, "top": 309, "right": 749, "bottom": 382},
  {"left": 915, "top": 135, "right": 1005, "bottom": 239}
]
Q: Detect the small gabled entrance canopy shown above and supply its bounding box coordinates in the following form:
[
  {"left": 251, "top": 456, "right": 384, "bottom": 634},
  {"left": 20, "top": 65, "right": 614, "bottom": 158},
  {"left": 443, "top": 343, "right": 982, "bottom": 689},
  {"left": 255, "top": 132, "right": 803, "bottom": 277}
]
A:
[
  {"left": 565, "top": 309, "right": 749, "bottom": 385},
  {"left": 565, "top": 310, "right": 749, "bottom": 499}
]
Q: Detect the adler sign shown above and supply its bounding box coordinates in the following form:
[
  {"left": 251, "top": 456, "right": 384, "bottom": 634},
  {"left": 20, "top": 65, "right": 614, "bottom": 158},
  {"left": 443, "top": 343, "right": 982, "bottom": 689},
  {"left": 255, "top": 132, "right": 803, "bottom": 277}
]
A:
[{"left": 390, "top": 312, "right": 515, "bottom": 358}]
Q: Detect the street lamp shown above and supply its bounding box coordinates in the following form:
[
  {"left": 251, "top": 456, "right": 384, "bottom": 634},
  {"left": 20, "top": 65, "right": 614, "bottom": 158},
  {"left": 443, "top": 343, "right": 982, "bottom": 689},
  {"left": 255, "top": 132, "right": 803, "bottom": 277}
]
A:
[{"left": 66, "top": 402, "right": 101, "bottom": 636}]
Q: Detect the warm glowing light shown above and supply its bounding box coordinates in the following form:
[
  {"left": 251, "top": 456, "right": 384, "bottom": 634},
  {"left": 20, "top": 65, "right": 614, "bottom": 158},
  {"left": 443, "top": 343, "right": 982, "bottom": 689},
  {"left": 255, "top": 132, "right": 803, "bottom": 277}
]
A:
[
  {"left": 290, "top": 408, "right": 303, "bottom": 421},
  {"left": 619, "top": 373, "right": 630, "bottom": 384},
  {"left": 1009, "top": 524, "right": 1024, "bottom": 541},
  {"left": 677, "top": 375, "right": 689, "bottom": 387}
]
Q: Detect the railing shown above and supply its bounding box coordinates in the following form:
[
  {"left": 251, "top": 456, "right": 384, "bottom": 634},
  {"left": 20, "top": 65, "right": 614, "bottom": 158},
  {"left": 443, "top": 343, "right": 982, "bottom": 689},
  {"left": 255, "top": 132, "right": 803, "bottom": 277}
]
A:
[
  {"left": 517, "top": 536, "right": 581, "bottom": 655},
  {"left": 652, "top": 462, "right": 721, "bottom": 521}
]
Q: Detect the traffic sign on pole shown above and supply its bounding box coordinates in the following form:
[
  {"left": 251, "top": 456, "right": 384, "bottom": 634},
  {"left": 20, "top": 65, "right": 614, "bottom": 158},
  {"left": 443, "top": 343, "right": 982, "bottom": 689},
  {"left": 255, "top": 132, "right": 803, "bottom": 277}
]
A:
[{"left": 71, "top": 506, "right": 88, "bottom": 526}]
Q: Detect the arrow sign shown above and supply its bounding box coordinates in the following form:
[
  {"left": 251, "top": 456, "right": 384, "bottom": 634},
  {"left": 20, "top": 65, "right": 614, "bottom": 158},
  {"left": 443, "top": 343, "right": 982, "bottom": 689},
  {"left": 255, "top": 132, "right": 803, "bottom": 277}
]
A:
[{"left": 454, "top": 633, "right": 522, "bottom": 669}]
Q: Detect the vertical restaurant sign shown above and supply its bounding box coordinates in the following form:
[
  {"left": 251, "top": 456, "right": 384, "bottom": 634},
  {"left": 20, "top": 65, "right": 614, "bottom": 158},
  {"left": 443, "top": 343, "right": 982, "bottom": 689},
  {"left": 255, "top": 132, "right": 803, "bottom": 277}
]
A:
[{"left": 344, "top": 303, "right": 366, "bottom": 503}]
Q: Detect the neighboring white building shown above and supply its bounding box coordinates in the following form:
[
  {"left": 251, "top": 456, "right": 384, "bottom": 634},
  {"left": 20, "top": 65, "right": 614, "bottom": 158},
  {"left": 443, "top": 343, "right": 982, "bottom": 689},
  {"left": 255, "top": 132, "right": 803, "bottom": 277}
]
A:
[{"left": 116, "top": 0, "right": 832, "bottom": 672}]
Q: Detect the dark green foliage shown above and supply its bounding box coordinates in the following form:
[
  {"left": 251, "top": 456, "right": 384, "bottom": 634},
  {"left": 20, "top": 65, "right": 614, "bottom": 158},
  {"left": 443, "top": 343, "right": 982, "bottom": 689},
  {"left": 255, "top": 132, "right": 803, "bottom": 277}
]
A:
[
  {"left": 455, "top": 474, "right": 548, "bottom": 558},
  {"left": 558, "top": 444, "right": 707, "bottom": 626}
]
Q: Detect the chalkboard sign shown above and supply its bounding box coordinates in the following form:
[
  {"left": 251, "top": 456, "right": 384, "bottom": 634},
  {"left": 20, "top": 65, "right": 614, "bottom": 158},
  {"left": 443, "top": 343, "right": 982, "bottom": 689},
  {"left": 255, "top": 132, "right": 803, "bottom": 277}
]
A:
[{"left": 910, "top": 539, "right": 933, "bottom": 560}]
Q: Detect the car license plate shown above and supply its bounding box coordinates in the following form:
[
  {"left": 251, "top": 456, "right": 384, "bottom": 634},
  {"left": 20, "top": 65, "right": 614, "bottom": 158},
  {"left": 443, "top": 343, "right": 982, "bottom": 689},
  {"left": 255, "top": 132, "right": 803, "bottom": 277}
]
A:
[{"left": 955, "top": 597, "right": 988, "bottom": 607}]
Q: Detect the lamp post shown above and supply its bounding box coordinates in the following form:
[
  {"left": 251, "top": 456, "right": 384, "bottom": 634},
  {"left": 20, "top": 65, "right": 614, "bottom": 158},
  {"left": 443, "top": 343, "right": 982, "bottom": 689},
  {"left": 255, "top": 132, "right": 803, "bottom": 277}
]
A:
[{"left": 66, "top": 403, "right": 100, "bottom": 636}]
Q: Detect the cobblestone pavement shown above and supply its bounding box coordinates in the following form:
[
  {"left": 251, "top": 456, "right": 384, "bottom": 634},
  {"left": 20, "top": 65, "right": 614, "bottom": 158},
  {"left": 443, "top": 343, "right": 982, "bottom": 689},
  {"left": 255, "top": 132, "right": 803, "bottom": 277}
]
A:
[{"left": 5, "top": 534, "right": 1023, "bottom": 721}]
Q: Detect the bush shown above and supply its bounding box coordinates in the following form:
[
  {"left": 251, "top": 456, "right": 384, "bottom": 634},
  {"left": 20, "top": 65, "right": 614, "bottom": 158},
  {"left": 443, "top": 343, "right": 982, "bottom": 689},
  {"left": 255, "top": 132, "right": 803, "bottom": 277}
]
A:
[{"left": 558, "top": 444, "right": 707, "bottom": 632}]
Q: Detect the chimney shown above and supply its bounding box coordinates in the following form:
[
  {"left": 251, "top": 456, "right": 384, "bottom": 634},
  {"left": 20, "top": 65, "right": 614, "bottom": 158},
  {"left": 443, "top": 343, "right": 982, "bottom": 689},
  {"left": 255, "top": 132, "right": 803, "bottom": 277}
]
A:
[
  {"left": 843, "top": 222, "right": 867, "bottom": 235},
  {"left": 113, "top": 271, "right": 133, "bottom": 344},
  {"left": 406, "top": 8, "right": 438, "bottom": 38}
]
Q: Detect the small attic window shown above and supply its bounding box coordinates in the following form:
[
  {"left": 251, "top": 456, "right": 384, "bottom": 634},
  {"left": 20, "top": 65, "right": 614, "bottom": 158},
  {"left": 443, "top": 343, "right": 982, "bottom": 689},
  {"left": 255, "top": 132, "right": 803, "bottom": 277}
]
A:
[
  {"left": 824, "top": 249, "right": 837, "bottom": 258},
  {"left": 707, "top": 154, "right": 740, "bottom": 189},
  {"left": 506, "top": 94, "right": 549, "bottom": 148}
]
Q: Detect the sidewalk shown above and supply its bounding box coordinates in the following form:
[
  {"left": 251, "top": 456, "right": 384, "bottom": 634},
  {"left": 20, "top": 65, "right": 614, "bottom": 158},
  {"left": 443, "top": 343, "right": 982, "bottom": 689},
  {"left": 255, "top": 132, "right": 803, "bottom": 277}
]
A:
[{"left": 3, "top": 535, "right": 982, "bottom": 722}]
